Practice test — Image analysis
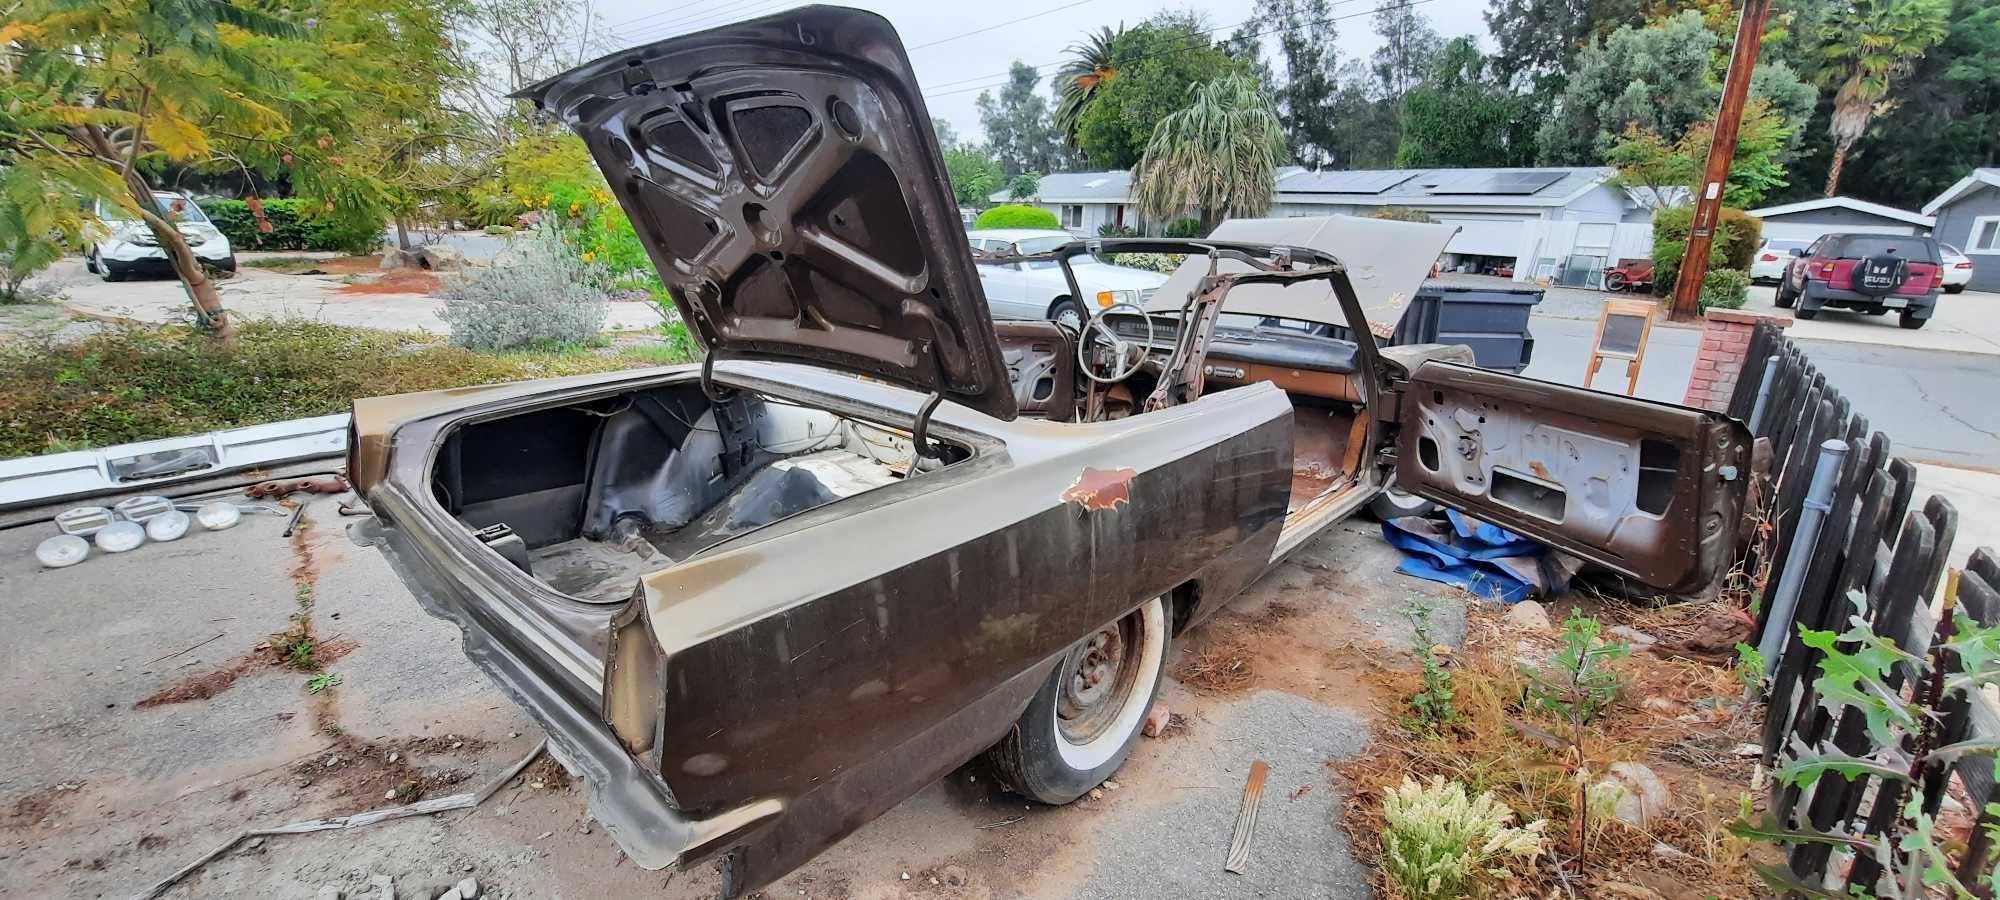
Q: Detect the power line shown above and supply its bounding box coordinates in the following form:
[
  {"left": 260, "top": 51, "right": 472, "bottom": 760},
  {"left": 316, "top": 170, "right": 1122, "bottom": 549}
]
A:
[
  {"left": 920, "top": 0, "right": 1427, "bottom": 100},
  {"left": 906, "top": 0, "right": 1099, "bottom": 52},
  {"left": 615, "top": 0, "right": 794, "bottom": 44}
]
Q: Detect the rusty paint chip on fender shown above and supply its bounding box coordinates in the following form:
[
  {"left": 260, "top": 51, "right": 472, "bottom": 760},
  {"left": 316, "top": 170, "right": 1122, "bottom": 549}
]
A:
[{"left": 1061, "top": 467, "right": 1137, "bottom": 511}]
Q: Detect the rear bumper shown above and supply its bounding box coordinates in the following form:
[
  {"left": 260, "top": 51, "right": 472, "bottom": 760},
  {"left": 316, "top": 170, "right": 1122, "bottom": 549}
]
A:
[
  {"left": 1801, "top": 280, "right": 1938, "bottom": 317},
  {"left": 347, "top": 508, "right": 776, "bottom": 873}
]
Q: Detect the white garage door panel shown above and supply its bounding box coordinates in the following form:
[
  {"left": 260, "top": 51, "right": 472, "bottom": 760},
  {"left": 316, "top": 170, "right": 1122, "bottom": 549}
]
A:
[{"left": 1440, "top": 218, "right": 1531, "bottom": 256}]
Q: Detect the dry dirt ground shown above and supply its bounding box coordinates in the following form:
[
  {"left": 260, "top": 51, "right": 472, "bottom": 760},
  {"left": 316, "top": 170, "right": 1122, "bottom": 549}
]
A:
[{"left": 0, "top": 495, "right": 1464, "bottom": 900}]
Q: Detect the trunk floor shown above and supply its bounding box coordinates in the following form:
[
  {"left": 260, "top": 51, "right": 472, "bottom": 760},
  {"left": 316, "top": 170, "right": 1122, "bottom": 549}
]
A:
[{"left": 530, "top": 538, "right": 674, "bottom": 605}]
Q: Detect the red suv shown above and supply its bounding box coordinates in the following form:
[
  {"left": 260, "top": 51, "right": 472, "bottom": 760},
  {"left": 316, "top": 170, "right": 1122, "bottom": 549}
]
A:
[{"left": 1775, "top": 233, "right": 1943, "bottom": 329}]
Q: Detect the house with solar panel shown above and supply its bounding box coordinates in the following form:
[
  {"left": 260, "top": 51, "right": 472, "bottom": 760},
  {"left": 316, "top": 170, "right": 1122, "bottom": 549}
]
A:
[{"left": 997, "top": 166, "right": 1656, "bottom": 289}]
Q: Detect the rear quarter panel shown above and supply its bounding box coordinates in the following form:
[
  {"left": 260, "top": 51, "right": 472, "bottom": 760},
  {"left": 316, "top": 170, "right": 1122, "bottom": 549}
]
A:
[{"left": 631, "top": 380, "right": 1294, "bottom": 811}]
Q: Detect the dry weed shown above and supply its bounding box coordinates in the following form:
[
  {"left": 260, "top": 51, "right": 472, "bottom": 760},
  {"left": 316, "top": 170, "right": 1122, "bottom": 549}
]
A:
[{"left": 1175, "top": 634, "right": 1254, "bottom": 694}]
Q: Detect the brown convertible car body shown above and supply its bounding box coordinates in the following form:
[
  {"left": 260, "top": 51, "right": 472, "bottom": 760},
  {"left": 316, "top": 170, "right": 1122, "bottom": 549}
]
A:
[{"left": 346, "top": 6, "right": 1750, "bottom": 895}]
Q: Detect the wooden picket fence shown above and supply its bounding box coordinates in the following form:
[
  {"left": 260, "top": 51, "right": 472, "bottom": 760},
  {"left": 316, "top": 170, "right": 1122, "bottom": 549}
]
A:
[{"left": 1725, "top": 320, "right": 2000, "bottom": 890}]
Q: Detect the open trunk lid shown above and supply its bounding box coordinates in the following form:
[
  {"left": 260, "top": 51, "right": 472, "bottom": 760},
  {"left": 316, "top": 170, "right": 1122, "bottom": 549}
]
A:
[{"left": 518, "top": 5, "right": 1018, "bottom": 420}]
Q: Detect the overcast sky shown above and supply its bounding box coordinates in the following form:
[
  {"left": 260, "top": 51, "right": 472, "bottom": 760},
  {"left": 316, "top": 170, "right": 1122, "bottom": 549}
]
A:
[{"left": 580, "top": 0, "right": 1496, "bottom": 145}]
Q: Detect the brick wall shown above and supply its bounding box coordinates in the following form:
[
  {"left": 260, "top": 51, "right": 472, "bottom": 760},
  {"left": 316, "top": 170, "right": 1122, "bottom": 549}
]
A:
[{"left": 1683, "top": 308, "right": 1791, "bottom": 411}]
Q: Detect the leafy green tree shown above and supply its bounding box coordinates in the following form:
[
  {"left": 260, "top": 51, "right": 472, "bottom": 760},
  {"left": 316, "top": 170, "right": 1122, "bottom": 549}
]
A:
[
  {"left": 1324, "top": 62, "right": 1401, "bottom": 169},
  {"left": 934, "top": 120, "right": 1006, "bottom": 211},
  {"left": 976, "top": 62, "right": 1068, "bottom": 178},
  {"left": 1535, "top": 12, "right": 1719, "bottom": 164},
  {"left": 1132, "top": 75, "right": 1285, "bottom": 235},
  {"left": 0, "top": 166, "right": 85, "bottom": 301},
  {"left": 1257, "top": 0, "right": 1341, "bottom": 167},
  {"left": 1074, "top": 13, "right": 1249, "bottom": 170},
  {"left": 1816, "top": 0, "right": 1951, "bottom": 196},
  {"left": 1395, "top": 38, "right": 1535, "bottom": 167},
  {"left": 1837, "top": 0, "right": 2000, "bottom": 208},
  {"left": 1, "top": 0, "right": 313, "bottom": 339},
  {"left": 1484, "top": 0, "right": 1646, "bottom": 83},
  {"left": 1608, "top": 98, "right": 1797, "bottom": 207},
  {"left": 1537, "top": 11, "right": 1816, "bottom": 165},
  {"left": 1053, "top": 26, "right": 1120, "bottom": 149},
  {"left": 1371, "top": 3, "right": 1444, "bottom": 98}
]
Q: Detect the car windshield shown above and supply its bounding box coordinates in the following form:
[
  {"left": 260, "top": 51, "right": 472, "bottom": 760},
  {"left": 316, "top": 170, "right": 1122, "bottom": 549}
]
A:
[
  {"left": 1835, "top": 236, "right": 1937, "bottom": 263},
  {"left": 105, "top": 196, "right": 209, "bottom": 225},
  {"left": 1013, "top": 236, "right": 1069, "bottom": 254}
]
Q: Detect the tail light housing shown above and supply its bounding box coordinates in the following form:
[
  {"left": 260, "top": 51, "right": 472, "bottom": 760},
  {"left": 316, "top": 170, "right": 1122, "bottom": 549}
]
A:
[{"left": 1759, "top": 253, "right": 1778, "bottom": 262}]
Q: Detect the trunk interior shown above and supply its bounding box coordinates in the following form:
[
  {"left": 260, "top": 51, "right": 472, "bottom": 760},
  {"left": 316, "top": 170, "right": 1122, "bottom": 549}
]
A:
[{"left": 431, "top": 383, "right": 964, "bottom": 604}]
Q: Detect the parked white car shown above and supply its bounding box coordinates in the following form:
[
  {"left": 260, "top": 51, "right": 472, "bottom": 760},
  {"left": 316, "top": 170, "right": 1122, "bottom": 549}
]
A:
[
  {"left": 1941, "top": 243, "right": 1974, "bottom": 294},
  {"left": 966, "top": 228, "right": 1168, "bottom": 331},
  {"left": 84, "top": 192, "right": 236, "bottom": 281},
  {"left": 1750, "top": 238, "right": 1810, "bottom": 284}
]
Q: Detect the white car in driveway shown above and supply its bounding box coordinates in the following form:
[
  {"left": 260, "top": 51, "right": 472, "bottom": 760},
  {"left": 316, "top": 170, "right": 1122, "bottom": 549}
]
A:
[
  {"left": 84, "top": 192, "right": 236, "bottom": 281},
  {"left": 1751, "top": 238, "right": 1810, "bottom": 284},
  {"left": 1941, "top": 244, "right": 1975, "bottom": 294},
  {"left": 967, "top": 228, "right": 1168, "bottom": 331}
]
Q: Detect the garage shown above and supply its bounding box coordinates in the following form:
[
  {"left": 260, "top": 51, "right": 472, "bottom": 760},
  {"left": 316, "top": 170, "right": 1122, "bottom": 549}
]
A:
[{"left": 1748, "top": 197, "right": 1934, "bottom": 244}]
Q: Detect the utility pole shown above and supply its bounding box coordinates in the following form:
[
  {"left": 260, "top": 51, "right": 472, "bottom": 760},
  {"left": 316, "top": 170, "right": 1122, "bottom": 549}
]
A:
[{"left": 1669, "top": 0, "right": 1774, "bottom": 322}]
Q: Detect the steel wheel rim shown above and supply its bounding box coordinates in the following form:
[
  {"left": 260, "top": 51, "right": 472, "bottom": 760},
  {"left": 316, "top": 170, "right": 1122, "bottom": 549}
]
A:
[
  {"left": 1056, "top": 615, "right": 1141, "bottom": 746},
  {"left": 1055, "top": 306, "right": 1082, "bottom": 332}
]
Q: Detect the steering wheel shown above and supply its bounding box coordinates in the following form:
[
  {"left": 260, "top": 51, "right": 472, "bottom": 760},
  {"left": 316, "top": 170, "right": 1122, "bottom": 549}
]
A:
[{"left": 1076, "top": 301, "right": 1156, "bottom": 384}]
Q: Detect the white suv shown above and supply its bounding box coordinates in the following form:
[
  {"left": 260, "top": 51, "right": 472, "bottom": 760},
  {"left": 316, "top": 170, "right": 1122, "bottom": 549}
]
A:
[
  {"left": 85, "top": 192, "right": 236, "bottom": 281},
  {"left": 966, "top": 228, "right": 1168, "bottom": 331}
]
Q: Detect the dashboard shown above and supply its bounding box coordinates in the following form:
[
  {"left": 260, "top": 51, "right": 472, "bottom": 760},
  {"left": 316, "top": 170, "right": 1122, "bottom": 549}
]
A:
[{"left": 1099, "top": 311, "right": 1364, "bottom": 402}]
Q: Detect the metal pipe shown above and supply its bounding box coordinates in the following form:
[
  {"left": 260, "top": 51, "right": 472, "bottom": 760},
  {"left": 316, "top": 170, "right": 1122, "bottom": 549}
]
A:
[
  {"left": 1760, "top": 438, "right": 1851, "bottom": 678},
  {"left": 1746, "top": 354, "right": 1781, "bottom": 435}
]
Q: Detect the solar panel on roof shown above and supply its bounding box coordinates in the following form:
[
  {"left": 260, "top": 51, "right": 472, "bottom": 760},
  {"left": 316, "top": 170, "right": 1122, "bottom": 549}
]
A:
[
  {"left": 1289, "top": 170, "right": 1415, "bottom": 194},
  {"left": 1425, "top": 171, "right": 1563, "bottom": 195}
]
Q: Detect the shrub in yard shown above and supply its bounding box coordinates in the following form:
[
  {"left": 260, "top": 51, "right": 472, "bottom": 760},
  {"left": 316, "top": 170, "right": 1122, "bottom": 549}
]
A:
[
  {"left": 1699, "top": 268, "right": 1750, "bottom": 312},
  {"left": 973, "top": 204, "right": 1059, "bottom": 229},
  {"left": 1163, "top": 217, "right": 1205, "bottom": 238},
  {"left": 1102, "top": 252, "right": 1182, "bottom": 273},
  {"left": 1650, "top": 205, "right": 1761, "bottom": 295},
  {"left": 0, "top": 320, "right": 681, "bottom": 457},
  {"left": 440, "top": 224, "right": 610, "bottom": 352},
  {"left": 1096, "top": 223, "right": 1138, "bottom": 238},
  {"left": 1380, "top": 776, "right": 1546, "bottom": 900},
  {"left": 198, "top": 198, "right": 383, "bottom": 254}
]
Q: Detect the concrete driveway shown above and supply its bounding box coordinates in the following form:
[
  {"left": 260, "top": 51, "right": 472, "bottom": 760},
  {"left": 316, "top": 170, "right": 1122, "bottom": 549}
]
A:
[
  {"left": 0, "top": 492, "right": 1453, "bottom": 899},
  {"left": 35, "top": 257, "right": 666, "bottom": 335},
  {"left": 1741, "top": 283, "right": 2000, "bottom": 355}
]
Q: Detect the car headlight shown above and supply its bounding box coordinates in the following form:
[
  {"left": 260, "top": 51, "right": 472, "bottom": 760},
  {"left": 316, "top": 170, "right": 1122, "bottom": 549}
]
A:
[
  {"left": 1095, "top": 289, "right": 1139, "bottom": 307},
  {"left": 182, "top": 231, "right": 207, "bottom": 247}
]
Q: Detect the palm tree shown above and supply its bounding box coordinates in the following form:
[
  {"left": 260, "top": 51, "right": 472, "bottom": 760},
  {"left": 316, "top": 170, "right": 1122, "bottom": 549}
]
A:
[
  {"left": 1053, "top": 26, "right": 1121, "bottom": 148},
  {"left": 1132, "top": 75, "right": 1285, "bottom": 235},
  {"left": 1817, "top": 0, "right": 1949, "bottom": 196}
]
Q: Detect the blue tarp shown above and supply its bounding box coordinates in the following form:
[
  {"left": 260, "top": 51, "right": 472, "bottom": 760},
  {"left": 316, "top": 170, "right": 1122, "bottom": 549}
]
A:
[{"left": 1380, "top": 508, "right": 1554, "bottom": 603}]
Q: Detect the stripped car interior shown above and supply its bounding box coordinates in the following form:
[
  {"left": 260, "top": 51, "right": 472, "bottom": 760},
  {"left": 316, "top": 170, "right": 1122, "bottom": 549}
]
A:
[{"left": 345, "top": 5, "right": 1751, "bottom": 896}]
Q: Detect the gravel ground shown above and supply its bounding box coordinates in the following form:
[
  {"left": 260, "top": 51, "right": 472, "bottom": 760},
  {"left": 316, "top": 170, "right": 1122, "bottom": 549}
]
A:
[{"left": 0, "top": 488, "right": 1463, "bottom": 899}]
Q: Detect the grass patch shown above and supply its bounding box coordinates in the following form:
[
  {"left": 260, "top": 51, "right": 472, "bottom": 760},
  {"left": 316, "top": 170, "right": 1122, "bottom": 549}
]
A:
[
  {"left": 0, "top": 320, "right": 698, "bottom": 457},
  {"left": 240, "top": 256, "right": 324, "bottom": 271},
  {"left": 305, "top": 672, "right": 342, "bottom": 694}
]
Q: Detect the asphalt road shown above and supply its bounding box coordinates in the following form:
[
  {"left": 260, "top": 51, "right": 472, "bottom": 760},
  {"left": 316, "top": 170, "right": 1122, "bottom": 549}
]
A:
[{"left": 1522, "top": 304, "right": 2000, "bottom": 470}]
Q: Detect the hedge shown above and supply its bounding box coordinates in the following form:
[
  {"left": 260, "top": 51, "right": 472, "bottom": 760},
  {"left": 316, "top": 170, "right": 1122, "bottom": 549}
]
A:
[
  {"left": 1699, "top": 268, "right": 1750, "bottom": 312},
  {"left": 973, "top": 204, "right": 1059, "bottom": 229},
  {"left": 197, "top": 198, "right": 384, "bottom": 254},
  {"left": 1651, "top": 205, "right": 1762, "bottom": 295}
]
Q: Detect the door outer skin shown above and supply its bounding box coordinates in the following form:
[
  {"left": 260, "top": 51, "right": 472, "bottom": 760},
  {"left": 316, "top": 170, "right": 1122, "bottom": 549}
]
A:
[
  {"left": 1393, "top": 361, "right": 1749, "bottom": 595},
  {"left": 609, "top": 368, "right": 1294, "bottom": 894}
]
